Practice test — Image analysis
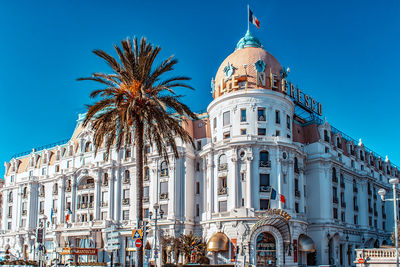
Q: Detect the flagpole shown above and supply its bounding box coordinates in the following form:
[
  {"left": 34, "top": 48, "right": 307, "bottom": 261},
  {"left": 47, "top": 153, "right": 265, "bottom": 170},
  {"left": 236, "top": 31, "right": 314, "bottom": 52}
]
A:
[
  {"left": 268, "top": 187, "right": 273, "bottom": 209},
  {"left": 247, "top": 4, "right": 250, "bottom": 32}
]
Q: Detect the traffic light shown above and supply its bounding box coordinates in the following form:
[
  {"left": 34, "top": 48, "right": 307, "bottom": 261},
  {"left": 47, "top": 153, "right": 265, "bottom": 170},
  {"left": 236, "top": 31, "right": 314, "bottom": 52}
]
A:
[
  {"left": 37, "top": 228, "right": 44, "bottom": 244},
  {"left": 143, "top": 221, "right": 151, "bottom": 235}
]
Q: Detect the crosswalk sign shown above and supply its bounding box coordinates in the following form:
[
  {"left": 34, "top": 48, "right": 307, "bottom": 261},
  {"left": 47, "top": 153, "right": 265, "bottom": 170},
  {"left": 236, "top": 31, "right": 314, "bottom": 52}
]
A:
[{"left": 132, "top": 229, "right": 143, "bottom": 239}]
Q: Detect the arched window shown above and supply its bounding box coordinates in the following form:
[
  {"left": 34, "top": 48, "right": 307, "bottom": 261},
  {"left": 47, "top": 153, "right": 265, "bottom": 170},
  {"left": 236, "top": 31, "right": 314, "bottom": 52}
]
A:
[
  {"left": 218, "top": 154, "right": 227, "bottom": 171},
  {"left": 53, "top": 183, "right": 58, "bottom": 195},
  {"left": 294, "top": 157, "right": 299, "bottom": 173},
  {"left": 332, "top": 167, "right": 337, "bottom": 179},
  {"left": 23, "top": 187, "right": 28, "bottom": 198},
  {"left": 160, "top": 161, "right": 168, "bottom": 176},
  {"left": 69, "top": 145, "right": 73, "bottom": 156},
  {"left": 103, "top": 173, "right": 108, "bottom": 186},
  {"left": 259, "top": 151, "right": 270, "bottom": 167},
  {"left": 124, "top": 170, "right": 130, "bottom": 183},
  {"left": 336, "top": 137, "right": 342, "bottom": 149},
  {"left": 56, "top": 151, "right": 61, "bottom": 160},
  {"left": 85, "top": 142, "right": 92, "bottom": 152}
]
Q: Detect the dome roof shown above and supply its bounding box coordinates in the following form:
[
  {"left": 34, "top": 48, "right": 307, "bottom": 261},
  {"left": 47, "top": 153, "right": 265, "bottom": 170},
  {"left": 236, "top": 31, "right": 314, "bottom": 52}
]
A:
[
  {"left": 213, "top": 32, "right": 283, "bottom": 99},
  {"left": 207, "top": 232, "right": 229, "bottom": 252}
]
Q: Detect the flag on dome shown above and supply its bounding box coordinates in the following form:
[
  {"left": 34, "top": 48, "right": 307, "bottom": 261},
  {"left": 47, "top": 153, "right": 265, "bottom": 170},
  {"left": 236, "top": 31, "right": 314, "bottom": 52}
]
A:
[{"left": 249, "top": 8, "right": 260, "bottom": 28}]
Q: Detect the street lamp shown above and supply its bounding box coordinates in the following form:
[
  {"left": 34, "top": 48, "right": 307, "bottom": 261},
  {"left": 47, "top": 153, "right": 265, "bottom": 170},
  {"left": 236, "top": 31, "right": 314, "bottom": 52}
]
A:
[
  {"left": 149, "top": 203, "right": 164, "bottom": 267},
  {"left": 378, "top": 178, "right": 399, "bottom": 267}
]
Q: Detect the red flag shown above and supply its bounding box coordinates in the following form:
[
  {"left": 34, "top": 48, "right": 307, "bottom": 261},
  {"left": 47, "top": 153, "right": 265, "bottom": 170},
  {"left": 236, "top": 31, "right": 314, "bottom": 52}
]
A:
[
  {"left": 280, "top": 194, "right": 286, "bottom": 204},
  {"left": 249, "top": 9, "right": 260, "bottom": 29}
]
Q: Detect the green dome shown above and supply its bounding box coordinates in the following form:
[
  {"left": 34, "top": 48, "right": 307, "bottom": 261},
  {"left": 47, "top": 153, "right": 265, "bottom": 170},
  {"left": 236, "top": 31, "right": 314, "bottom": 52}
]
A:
[{"left": 236, "top": 30, "right": 262, "bottom": 50}]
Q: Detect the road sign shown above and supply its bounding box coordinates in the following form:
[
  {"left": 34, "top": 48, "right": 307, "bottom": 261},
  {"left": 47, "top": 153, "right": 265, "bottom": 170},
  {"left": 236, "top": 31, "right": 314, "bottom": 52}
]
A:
[
  {"left": 105, "top": 245, "right": 120, "bottom": 252},
  {"left": 108, "top": 238, "right": 120, "bottom": 245},
  {"left": 109, "top": 231, "right": 120, "bottom": 238},
  {"left": 135, "top": 239, "right": 142, "bottom": 248},
  {"left": 132, "top": 229, "right": 143, "bottom": 239},
  {"left": 358, "top": 258, "right": 365, "bottom": 264}
]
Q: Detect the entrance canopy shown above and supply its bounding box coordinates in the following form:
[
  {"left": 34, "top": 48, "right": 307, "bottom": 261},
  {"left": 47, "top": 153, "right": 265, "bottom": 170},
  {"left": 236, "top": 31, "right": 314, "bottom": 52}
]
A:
[
  {"left": 298, "top": 235, "right": 316, "bottom": 252},
  {"left": 250, "top": 210, "right": 291, "bottom": 244}
]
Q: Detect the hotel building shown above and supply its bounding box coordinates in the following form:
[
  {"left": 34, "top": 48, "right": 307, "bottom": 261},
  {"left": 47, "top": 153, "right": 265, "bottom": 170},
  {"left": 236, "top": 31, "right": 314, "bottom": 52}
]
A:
[{"left": 1, "top": 31, "right": 399, "bottom": 267}]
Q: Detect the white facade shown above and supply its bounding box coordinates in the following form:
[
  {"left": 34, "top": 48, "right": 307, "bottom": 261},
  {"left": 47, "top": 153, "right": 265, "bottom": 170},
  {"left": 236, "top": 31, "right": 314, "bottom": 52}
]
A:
[{"left": 1, "top": 32, "right": 399, "bottom": 267}]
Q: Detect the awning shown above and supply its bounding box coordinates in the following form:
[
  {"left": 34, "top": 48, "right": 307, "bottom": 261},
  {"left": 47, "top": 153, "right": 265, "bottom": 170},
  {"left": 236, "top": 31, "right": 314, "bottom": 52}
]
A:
[
  {"left": 249, "top": 210, "right": 291, "bottom": 244},
  {"left": 298, "top": 235, "right": 316, "bottom": 252},
  {"left": 207, "top": 232, "right": 229, "bottom": 252}
]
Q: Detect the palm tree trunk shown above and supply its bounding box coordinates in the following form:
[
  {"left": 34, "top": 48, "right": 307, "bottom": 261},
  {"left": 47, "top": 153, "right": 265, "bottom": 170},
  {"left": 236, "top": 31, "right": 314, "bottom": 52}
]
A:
[{"left": 136, "top": 120, "right": 144, "bottom": 267}]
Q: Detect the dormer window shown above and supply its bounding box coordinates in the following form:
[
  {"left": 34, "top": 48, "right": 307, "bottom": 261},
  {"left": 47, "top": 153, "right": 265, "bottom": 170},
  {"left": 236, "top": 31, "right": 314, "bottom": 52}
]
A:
[
  {"left": 359, "top": 151, "right": 364, "bottom": 161},
  {"left": 69, "top": 145, "right": 73, "bottom": 156},
  {"left": 85, "top": 142, "right": 92, "bottom": 153},
  {"left": 56, "top": 151, "right": 60, "bottom": 160},
  {"left": 324, "top": 130, "right": 330, "bottom": 143},
  {"left": 336, "top": 137, "right": 342, "bottom": 149}
]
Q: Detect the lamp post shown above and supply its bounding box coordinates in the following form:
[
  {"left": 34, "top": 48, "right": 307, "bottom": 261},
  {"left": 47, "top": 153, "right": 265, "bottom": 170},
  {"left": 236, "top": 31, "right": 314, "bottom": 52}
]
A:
[
  {"left": 378, "top": 178, "right": 399, "bottom": 267},
  {"left": 149, "top": 203, "right": 164, "bottom": 267}
]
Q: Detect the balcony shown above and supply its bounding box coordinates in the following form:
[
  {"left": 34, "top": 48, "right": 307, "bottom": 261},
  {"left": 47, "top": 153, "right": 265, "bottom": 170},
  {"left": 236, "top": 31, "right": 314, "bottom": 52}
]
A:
[
  {"left": 102, "top": 181, "right": 108, "bottom": 186},
  {"left": 340, "top": 182, "right": 345, "bottom": 188},
  {"left": 218, "top": 164, "right": 228, "bottom": 171},
  {"left": 160, "top": 192, "right": 168, "bottom": 200},
  {"left": 218, "top": 187, "right": 228, "bottom": 195},
  {"left": 78, "top": 184, "right": 94, "bottom": 190},
  {"left": 66, "top": 186, "right": 72, "bottom": 192},
  {"left": 259, "top": 186, "right": 271, "bottom": 193},
  {"left": 39, "top": 192, "right": 45, "bottom": 197},
  {"left": 160, "top": 170, "right": 168, "bottom": 177},
  {"left": 295, "top": 190, "right": 301, "bottom": 198},
  {"left": 332, "top": 176, "right": 338, "bottom": 183},
  {"left": 144, "top": 175, "right": 150, "bottom": 181},
  {"left": 123, "top": 177, "right": 130, "bottom": 184},
  {"left": 353, "top": 187, "right": 358, "bottom": 193},
  {"left": 22, "top": 210, "right": 27, "bottom": 216},
  {"left": 39, "top": 210, "right": 44, "bottom": 215},
  {"left": 122, "top": 198, "right": 130, "bottom": 205},
  {"left": 333, "top": 197, "right": 339, "bottom": 204},
  {"left": 53, "top": 190, "right": 58, "bottom": 195},
  {"left": 143, "top": 196, "right": 149, "bottom": 203},
  {"left": 101, "top": 201, "right": 108, "bottom": 207},
  {"left": 354, "top": 205, "right": 359, "bottom": 211},
  {"left": 259, "top": 161, "right": 271, "bottom": 168},
  {"left": 341, "top": 202, "right": 346, "bottom": 208}
]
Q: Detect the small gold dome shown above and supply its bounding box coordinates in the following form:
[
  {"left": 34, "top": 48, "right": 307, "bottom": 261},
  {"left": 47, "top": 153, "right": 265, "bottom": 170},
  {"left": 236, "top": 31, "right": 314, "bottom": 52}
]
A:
[{"left": 206, "top": 232, "right": 229, "bottom": 252}]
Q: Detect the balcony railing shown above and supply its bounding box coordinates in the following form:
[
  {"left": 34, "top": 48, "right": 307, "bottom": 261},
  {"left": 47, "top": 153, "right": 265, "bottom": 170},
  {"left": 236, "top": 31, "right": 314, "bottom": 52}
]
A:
[
  {"left": 259, "top": 161, "right": 271, "bottom": 168},
  {"left": 341, "top": 202, "right": 346, "bottom": 208},
  {"left": 218, "top": 164, "right": 228, "bottom": 171},
  {"left": 259, "top": 186, "right": 271, "bottom": 193},
  {"left": 332, "top": 176, "right": 338, "bottom": 183},
  {"left": 333, "top": 197, "right": 339, "bottom": 204},
  {"left": 122, "top": 198, "right": 130, "bottom": 205},
  {"left": 160, "top": 192, "right": 168, "bottom": 200},
  {"left": 295, "top": 190, "right": 301, "bottom": 198},
  {"left": 218, "top": 187, "right": 228, "bottom": 195},
  {"left": 78, "top": 184, "right": 95, "bottom": 190},
  {"left": 123, "top": 177, "right": 130, "bottom": 184},
  {"left": 160, "top": 170, "right": 168, "bottom": 177},
  {"left": 353, "top": 187, "right": 358, "bottom": 193}
]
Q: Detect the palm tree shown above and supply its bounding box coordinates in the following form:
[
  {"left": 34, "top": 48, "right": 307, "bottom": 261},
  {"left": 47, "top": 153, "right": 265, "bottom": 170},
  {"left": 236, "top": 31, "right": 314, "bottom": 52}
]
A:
[
  {"left": 78, "top": 37, "right": 197, "bottom": 267},
  {"left": 179, "top": 232, "right": 207, "bottom": 264}
]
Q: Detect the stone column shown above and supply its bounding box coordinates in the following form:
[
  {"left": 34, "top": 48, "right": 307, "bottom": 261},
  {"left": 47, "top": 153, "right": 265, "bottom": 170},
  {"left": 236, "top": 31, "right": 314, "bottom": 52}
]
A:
[
  {"left": 207, "top": 153, "right": 215, "bottom": 218},
  {"left": 94, "top": 171, "right": 101, "bottom": 220},
  {"left": 288, "top": 160, "right": 295, "bottom": 211},
  {"left": 277, "top": 157, "right": 282, "bottom": 210},
  {"left": 58, "top": 178, "right": 65, "bottom": 224},
  {"left": 231, "top": 153, "right": 238, "bottom": 209},
  {"left": 108, "top": 168, "right": 115, "bottom": 220},
  {"left": 246, "top": 156, "right": 253, "bottom": 209},
  {"left": 299, "top": 168, "right": 305, "bottom": 212},
  {"left": 71, "top": 175, "right": 77, "bottom": 223},
  {"left": 114, "top": 167, "right": 121, "bottom": 222},
  {"left": 17, "top": 186, "right": 23, "bottom": 228}
]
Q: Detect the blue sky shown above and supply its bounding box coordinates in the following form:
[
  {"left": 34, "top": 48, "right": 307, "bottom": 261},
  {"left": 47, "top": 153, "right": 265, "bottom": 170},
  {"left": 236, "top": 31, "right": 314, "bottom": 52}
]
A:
[{"left": 1, "top": 0, "right": 399, "bottom": 175}]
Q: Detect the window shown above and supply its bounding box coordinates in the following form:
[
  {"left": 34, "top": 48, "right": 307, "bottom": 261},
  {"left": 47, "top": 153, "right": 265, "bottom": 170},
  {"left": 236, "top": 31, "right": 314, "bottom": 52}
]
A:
[
  {"left": 123, "top": 189, "right": 130, "bottom": 200},
  {"left": 324, "top": 130, "right": 330, "bottom": 142},
  {"left": 295, "top": 202, "right": 299, "bottom": 213},
  {"left": 196, "top": 162, "right": 200, "bottom": 171},
  {"left": 240, "top": 129, "right": 247, "bottom": 135},
  {"left": 85, "top": 142, "right": 92, "bottom": 152},
  {"left": 219, "top": 201, "right": 227, "bottom": 212},
  {"left": 213, "top": 117, "right": 217, "bottom": 129},
  {"left": 8, "top": 192, "right": 13, "bottom": 202},
  {"left": 101, "top": 212, "right": 107, "bottom": 220},
  {"left": 260, "top": 199, "right": 269, "bottom": 210},
  {"left": 369, "top": 217, "right": 372, "bottom": 226},
  {"left": 351, "top": 160, "right": 355, "bottom": 168},
  {"left": 124, "top": 170, "right": 130, "bottom": 181},
  {"left": 286, "top": 115, "right": 291, "bottom": 129},
  {"left": 8, "top": 206, "right": 12, "bottom": 217},
  {"left": 240, "top": 109, "right": 247, "bottom": 122},
  {"left": 337, "top": 137, "right": 342, "bottom": 149},
  {"left": 294, "top": 157, "right": 299, "bottom": 173},
  {"left": 223, "top": 131, "right": 231, "bottom": 139},
  {"left": 197, "top": 140, "right": 202, "bottom": 151},
  {"left": 39, "top": 201, "right": 44, "bottom": 213},
  {"left": 196, "top": 204, "right": 200, "bottom": 217},
  {"left": 196, "top": 182, "right": 200, "bottom": 194},
  {"left": 340, "top": 192, "right": 345, "bottom": 203},
  {"left": 123, "top": 210, "right": 129, "bottom": 220},
  {"left": 223, "top": 111, "right": 230, "bottom": 126},
  {"left": 42, "top": 168, "right": 46, "bottom": 175},
  {"left": 258, "top": 128, "right": 266, "bottom": 136},
  {"left": 275, "top": 130, "right": 280, "bottom": 137},
  {"left": 275, "top": 110, "right": 280, "bottom": 124},
  {"left": 258, "top": 108, "right": 266, "bottom": 121},
  {"left": 341, "top": 212, "right": 345, "bottom": 222},
  {"left": 295, "top": 179, "right": 299, "bottom": 192},
  {"left": 52, "top": 199, "right": 57, "bottom": 210},
  {"left": 160, "top": 182, "right": 168, "bottom": 199},
  {"left": 333, "top": 208, "right": 338, "bottom": 219},
  {"left": 259, "top": 174, "right": 270, "bottom": 192},
  {"left": 125, "top": 149, "right": 131, "bottom": 158},
  {"left": 325, "top": 147, "right": 330, "bottom": 153},
  {"left": 143, "top": 208, "right": 149, "bottom": 218},
  {"left": 160, "top": 204, "right": 168, "bottom": 216},
  {"left": 160, "top": 161, "right": 168, "bottom": 176},
  {"left": 260, "top": 151, "right": 270, "bottom": 167},
  {"left": 7, "top": 222, "right": 11, "bottom": 230},
  {"left": 218, "top": 154, "right": 227, "bottom": 170},
  {"left": 55, "top": 165, "right": 60, "bottom": 172}
]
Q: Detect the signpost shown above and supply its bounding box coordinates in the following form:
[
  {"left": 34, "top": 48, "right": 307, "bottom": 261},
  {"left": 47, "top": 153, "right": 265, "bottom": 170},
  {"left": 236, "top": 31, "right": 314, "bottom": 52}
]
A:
[
  {"left": 358, "top": 258, "right": 365, "bottom": 264},
  {"left": 104, "top": 225, "right": 120, "bottom": 267}
]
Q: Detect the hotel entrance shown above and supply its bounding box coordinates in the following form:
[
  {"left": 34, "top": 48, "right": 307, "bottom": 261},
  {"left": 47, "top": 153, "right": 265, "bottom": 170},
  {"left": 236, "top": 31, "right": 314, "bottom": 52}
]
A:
[{"left": 256, "top": 232, "right": 276, "bottom": 267}]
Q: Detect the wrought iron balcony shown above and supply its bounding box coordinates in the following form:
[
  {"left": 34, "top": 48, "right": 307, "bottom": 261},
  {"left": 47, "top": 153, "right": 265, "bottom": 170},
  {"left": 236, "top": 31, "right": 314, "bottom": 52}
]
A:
[
  {"left": 123, "top": 177, "right": 130, "bottom": 184},
  {"left": 160, "top": 192, "right": 168, "bottom": 200},
  {"left": 341, "top": 202, "right": 346, "bottom": 208},
  {"left": 122, "top": 198, "right": 130, "bottom": 205},
  {"left": 259, "top": 160, "right": 271, "bottom": 168},
  {"left": 218, "top": 187, "right": 227, "bottom": 195},
  {"left": 218, "top": 163, "right": 228, "bottom": 171},
  {"left": 259, "top": 186, "right": 271, "bottom": 192},
  {"left": 295, "top": 190, "right": 301, "bottom": 198},
  {"left": 333, "top": 197, "right": 339, "bottom": 204}
]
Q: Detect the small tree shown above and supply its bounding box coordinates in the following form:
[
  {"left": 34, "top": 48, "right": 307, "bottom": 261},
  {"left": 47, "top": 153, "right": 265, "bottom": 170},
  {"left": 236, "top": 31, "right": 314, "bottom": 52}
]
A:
[{"left": 179, "top": 233, "right": 207, "bottom": 264}]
